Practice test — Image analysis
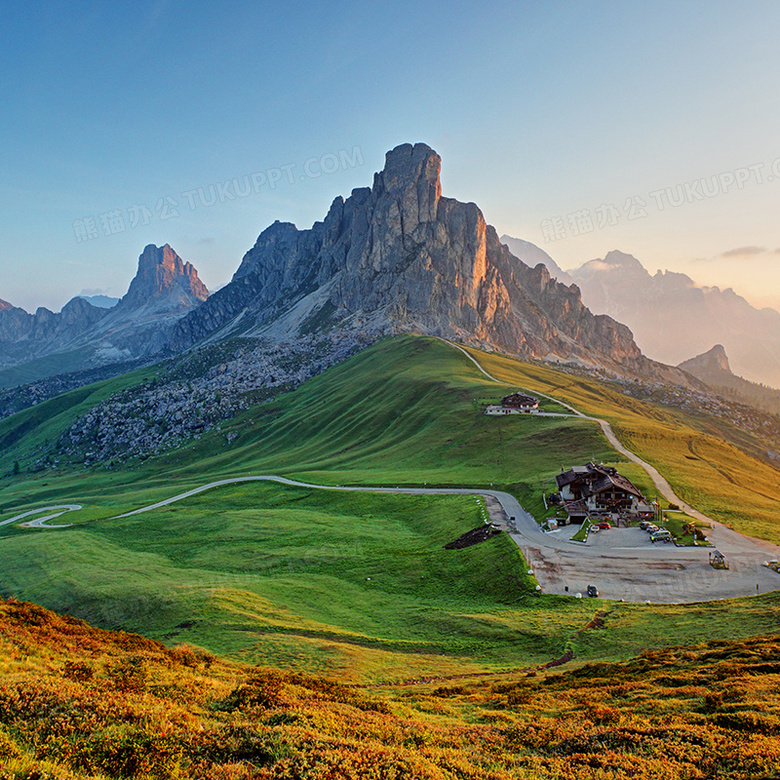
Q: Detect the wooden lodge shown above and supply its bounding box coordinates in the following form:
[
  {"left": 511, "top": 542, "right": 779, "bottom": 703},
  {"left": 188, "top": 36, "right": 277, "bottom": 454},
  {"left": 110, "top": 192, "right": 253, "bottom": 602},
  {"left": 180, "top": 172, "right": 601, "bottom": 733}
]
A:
[{"left": 552, "top": 462, "right": 652, "bottom": 522}]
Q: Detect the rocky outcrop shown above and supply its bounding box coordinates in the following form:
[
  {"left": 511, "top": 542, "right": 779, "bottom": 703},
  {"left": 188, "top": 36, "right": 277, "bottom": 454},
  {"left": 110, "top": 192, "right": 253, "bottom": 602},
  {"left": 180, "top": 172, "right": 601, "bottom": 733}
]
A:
[
  {"left": 170, "top": 143, "right": 690, "bottom": 383},
  {"left": 0, "top": 299, "right": 12, "bottom": 313},
  {"left": 679, "top": 344, "right": 731, "bottom": 378},
  {"left": 678, "top": 344, "right": 780, "bottom": 416},
  {"left": 499, "top": 235, "right": 574, "bottom": 285},
  {"left": 118, "top": 244, "right": 209, "bottom": 312}
]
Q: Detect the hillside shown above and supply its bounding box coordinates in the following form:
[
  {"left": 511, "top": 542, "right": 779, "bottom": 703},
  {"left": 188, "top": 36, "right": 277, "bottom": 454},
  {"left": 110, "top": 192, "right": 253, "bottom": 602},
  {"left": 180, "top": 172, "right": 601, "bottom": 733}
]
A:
[
  {"left": 2, "top": 596, "right": 780, "bottom": 779},
  {"left": 2, "top": 336, "right": 780, "bottom": 683},
  {"left": 461, "top": 344, "right": 780, "bottom": 541}
]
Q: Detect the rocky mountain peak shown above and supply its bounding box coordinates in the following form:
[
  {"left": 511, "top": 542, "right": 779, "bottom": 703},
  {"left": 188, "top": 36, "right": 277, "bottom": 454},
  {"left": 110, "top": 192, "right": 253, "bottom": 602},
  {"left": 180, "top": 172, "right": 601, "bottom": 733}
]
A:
[
  {"left": 577, "top": 251, "right": 648, "bottom": 279},
  {"left": 373, "top": 142, "right": 442, "bottom": 199},
  {"left": 119, "top": 244, "right": 209, "bottom": 310},
  {"left": 679, "top": 344, "right": 732, "bottom": 376},
  {"left": 169, "top": 142, "right": 695, "bottom": 386},
  {"left": 602, "top": 250, "right": 644, "bottom": 269},
  {"left": 0, "top": 299, "right": 13, "bottom": 312}
]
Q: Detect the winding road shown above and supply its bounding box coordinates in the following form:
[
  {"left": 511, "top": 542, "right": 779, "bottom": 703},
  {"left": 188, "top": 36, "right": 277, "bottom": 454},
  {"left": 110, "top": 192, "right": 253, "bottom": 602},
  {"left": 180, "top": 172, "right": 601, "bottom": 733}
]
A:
[
  {"left": 0, "top": 505, "right": 82, "bottom": 529},
  {"left": 4, "top": 340, "right": 780, "bottom": 603}
]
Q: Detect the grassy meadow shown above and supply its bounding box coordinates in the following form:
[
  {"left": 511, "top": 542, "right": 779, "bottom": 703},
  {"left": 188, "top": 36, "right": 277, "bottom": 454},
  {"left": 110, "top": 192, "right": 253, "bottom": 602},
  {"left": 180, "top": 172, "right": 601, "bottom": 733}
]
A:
[
  {"left": 0, "top": 335, "right": 779, "bottom": 684},
  {"left": 464, "top": 345, "right": 780, "bottom": 542}
]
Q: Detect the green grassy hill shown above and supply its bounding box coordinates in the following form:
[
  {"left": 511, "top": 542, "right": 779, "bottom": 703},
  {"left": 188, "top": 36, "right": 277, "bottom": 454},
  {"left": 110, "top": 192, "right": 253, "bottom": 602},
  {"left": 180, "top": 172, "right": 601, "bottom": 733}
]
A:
[
  {"left": 463, "top": 345, "right": 780, "bottom": 541},
  {"left": 1, "top": 335, "right": 780, "bottom": 682}
]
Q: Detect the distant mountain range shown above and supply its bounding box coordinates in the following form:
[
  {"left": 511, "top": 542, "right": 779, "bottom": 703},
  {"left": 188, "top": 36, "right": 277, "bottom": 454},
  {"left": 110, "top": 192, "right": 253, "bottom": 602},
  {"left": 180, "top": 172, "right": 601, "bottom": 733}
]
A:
[
  {"left": 78, "top": 295, "right": 120, "bottom": 309},
  {"left": 0, "top": 244, "right": 208, "bottom": 386},
  {"left": 1, "top": 143, "right": 717, "bottom": 390},
  {"left": 500, "top": 236, "right": 780, "bottom": 388}
]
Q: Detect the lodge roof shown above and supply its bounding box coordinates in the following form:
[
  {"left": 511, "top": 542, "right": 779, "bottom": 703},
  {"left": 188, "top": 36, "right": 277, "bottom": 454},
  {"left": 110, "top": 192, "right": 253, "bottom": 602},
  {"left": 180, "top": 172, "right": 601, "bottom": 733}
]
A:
[
  {"left": 501, "top": 393, "right": 539, "bottom": 407},
  {"left": 555, "top": 462, "right": 646, "bottom": 501}
]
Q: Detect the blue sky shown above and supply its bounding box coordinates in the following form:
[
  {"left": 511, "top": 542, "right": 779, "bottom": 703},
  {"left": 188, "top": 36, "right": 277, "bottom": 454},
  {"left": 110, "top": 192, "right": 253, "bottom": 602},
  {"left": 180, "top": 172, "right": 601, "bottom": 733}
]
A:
[{"left": 2, "top": 0, "right": 779, "bottom": 312}]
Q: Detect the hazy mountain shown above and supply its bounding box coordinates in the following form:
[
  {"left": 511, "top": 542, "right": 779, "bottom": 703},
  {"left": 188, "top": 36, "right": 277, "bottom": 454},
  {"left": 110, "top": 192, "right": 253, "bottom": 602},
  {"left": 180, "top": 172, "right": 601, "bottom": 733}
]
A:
[
  {"left": 169, "top": 143, "right": 691, "bottom": 385},
  {"left": 499, "top": 235, "right": 574, "bottom": 285},
  {"left": 679, "top": 344, "right": 780, "bottom": 416},
  {"left": 0, "top": 299, "right": 13, "bottom": 312},
  {"left": 78, "top": 295, "right": 120, "bottom": 309},
  {"left": 678, "top": 343, "right": 732, "bottom": 378},
  {"left": 0, "top": 297, "right": 109, "bottom": 371},
  {"left": 0, "top": 244, "right": 209, "bottom": 386},
  {"left": 500, "top": 240, "right": 780, "bottom": 388}
]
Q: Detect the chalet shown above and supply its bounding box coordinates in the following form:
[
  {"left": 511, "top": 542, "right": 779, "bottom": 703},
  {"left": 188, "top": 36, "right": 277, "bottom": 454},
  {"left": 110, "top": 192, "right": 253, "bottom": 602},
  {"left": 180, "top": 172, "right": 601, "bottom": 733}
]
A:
[
  {"left": 502, "top": 393, "right": 539, "bottom": 411},
  {"left": 553, "top": 462, "right": 652, "bottom": 522},
  {"left": 484, "top": 392, "right": 540, "bottom": 416}
]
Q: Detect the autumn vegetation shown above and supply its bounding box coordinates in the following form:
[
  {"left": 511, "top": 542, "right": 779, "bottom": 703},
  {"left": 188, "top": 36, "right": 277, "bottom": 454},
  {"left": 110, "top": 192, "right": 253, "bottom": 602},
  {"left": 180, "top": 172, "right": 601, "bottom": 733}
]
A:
[{"left": 1, "top": 596, "right": 779, "bottom": 779}]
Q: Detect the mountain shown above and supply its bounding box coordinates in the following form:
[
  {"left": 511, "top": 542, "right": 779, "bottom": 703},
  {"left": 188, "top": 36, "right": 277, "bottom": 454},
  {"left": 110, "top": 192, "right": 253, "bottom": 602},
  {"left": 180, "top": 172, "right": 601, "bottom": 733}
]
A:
[
  {"left": 499, "top": 235, "right": 574, "bottom": 285},
  {"left": 679, "top": 344, "right": 731, "bottom": 378},
  {"left": 0, "top": 296, "right": 109, "bottom": 370},
  {"left": 0, "top": 298, "right": 13, "bottom": 312},
  {"left": 679, "top": 344, "right": 780, "bottom": 416},
  {"left": 78, "top": 294, "right": 119, "bottom": 309},
  {"left": 0, "top": 244, "right": 209, "bottom": 386},
  {"left": 117, "top": 243, "right": 209, "bottom": 312},
  {"left": 561, "top": 249, "right": 780, "bottom": 388},
  {"left": 169, "top": 143, "right": 691, "bottom": 385}
]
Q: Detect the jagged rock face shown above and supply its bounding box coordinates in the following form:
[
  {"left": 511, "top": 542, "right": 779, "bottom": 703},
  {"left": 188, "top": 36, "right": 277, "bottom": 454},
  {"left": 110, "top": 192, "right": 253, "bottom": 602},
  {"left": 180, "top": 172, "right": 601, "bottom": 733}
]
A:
[
  {"left": 172, "top": 143, "right": 683, "bottom": 382},
  {"left": 499, "top": 235, "right": 574, "bottom": 286},
  {"left": 0, "top": 299, "right": 12, "bottom": 313},
  {"left": 118, "top": 244, "right": 209, "bottom": 311}
]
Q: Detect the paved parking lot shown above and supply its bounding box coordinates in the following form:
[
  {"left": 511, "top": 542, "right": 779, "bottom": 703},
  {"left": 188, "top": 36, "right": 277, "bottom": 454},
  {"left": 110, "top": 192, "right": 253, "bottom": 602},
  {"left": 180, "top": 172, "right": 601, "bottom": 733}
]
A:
[{"left": 513, "top": 522, "right": 780, "bottom": 603}]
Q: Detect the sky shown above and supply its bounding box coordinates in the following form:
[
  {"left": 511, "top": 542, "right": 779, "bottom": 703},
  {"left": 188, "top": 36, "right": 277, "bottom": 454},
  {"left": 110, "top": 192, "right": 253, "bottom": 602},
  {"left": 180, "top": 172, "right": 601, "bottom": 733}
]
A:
[{"left": 2, "top": 0, "right": 779, "bottom": 313}]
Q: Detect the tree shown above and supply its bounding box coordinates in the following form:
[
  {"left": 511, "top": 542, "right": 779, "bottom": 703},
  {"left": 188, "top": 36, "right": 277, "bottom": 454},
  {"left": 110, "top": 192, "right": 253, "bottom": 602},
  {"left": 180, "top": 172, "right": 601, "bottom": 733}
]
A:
[{"left": 12, "top": 461, "right": 20, "bottom": 476}]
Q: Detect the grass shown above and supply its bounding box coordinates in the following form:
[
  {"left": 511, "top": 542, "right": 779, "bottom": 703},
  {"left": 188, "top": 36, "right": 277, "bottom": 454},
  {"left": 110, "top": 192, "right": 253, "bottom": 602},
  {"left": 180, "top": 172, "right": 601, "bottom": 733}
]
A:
[
  {"left": 1, "top": 335, "right": 780, "bottom": 683},
  {"left": 0, "top": 346, "right": 96, "bottom": 389},
  {"left": 570, "top": 520, "right": 590, "bottom": 542},
  {"left": 462, "top": 345, "right": 780, "bottom": 542},
  {"left": 663, "top": 511, "right": 711, "bottom": 546},
  {"left": 0, "top": 481, "right": 560, "bottom": 682}
]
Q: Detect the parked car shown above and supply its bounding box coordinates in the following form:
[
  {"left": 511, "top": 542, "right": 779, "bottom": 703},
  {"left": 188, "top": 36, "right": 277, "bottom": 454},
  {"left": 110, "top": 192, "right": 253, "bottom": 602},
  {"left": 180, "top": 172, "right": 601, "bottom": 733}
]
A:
[
  {"left": 597, "top": 522, "right": 611, "bottom": 530},
  {"left": 639, "top": 520, "right": 651, "bottom": 530},
  {"left": 587, "top": 585, "right": 599, "bottom": 597},
  {"left": 645, "top": 524, "right": 659, "bottom": 534},
  {"left": 650, "top": 529, "right": 672, "bottom": 543}
]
